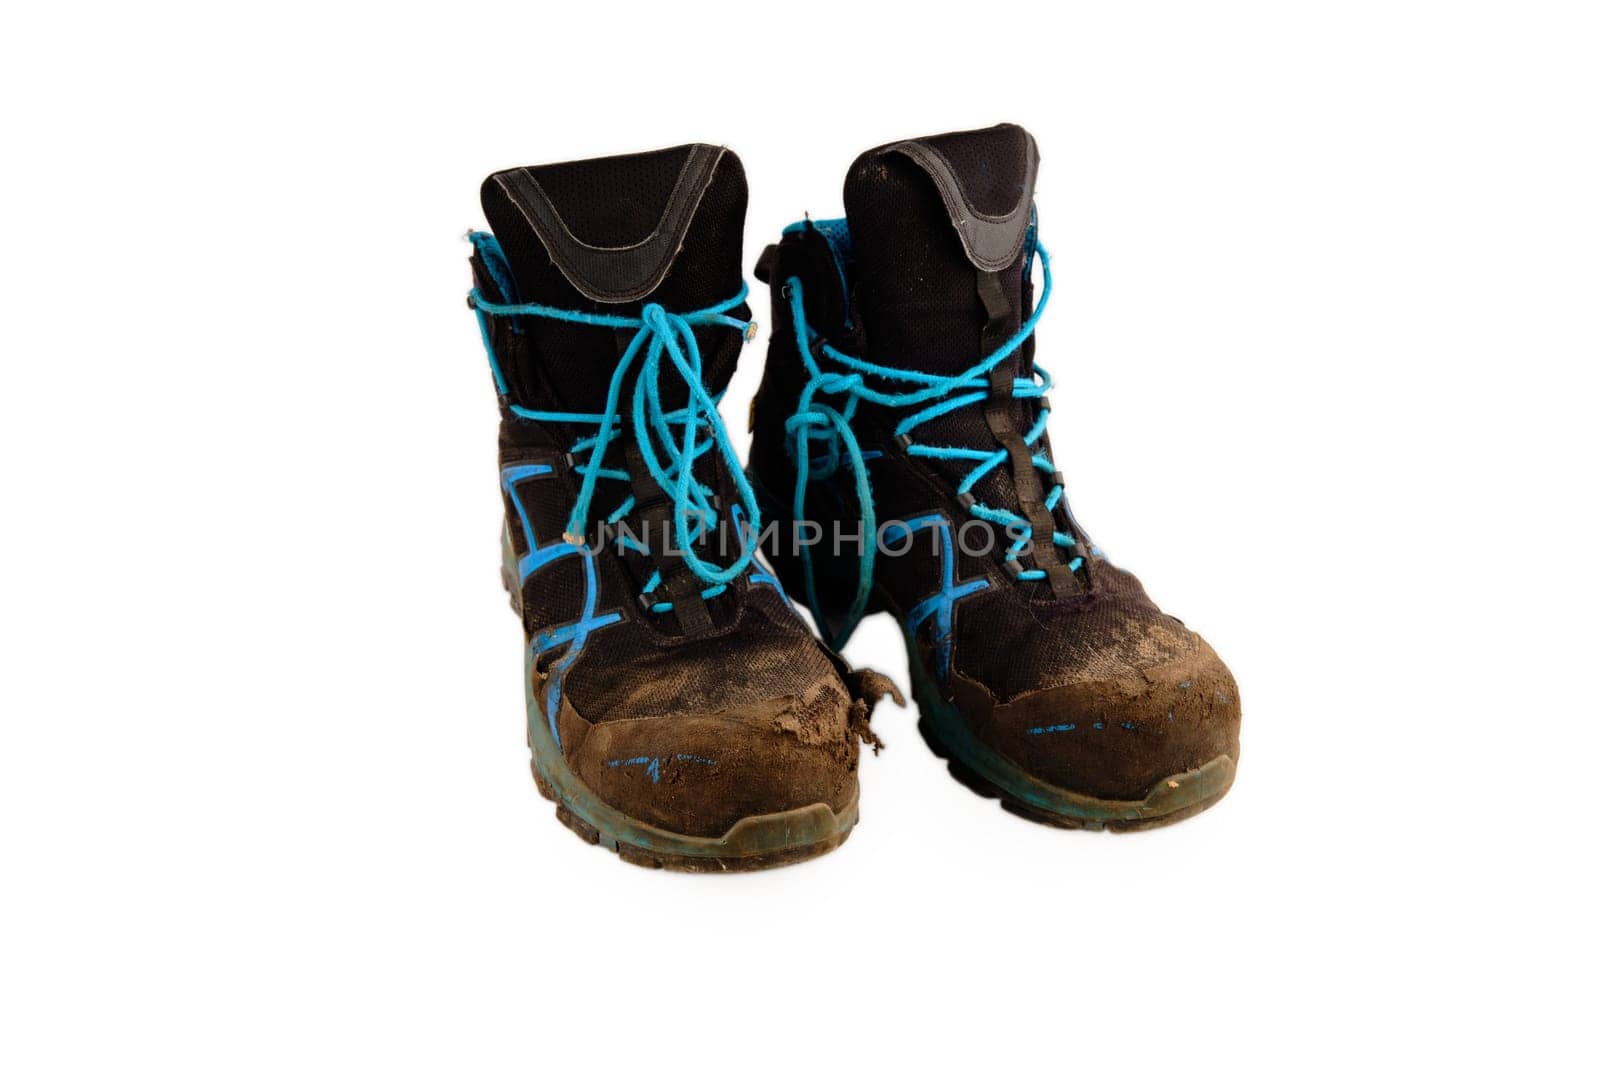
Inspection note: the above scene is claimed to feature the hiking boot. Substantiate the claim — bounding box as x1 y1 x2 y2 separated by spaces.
464 144 893 870
747 124 1240 830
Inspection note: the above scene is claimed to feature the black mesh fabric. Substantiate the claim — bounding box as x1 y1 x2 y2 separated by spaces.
843 129 1027 377
566 583 837 722
476 144 845 726
842 123 1064 575
918 126 1034 215
514 146 693 246
481 145 755 624
481 145 750 415
751 123 1210 701
950 559 1202 701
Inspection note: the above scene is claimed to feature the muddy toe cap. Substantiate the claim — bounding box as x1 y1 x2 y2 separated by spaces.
559 678 861 839
955 633 1241 801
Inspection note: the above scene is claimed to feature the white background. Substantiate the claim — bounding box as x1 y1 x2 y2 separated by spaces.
3 2 1596 1063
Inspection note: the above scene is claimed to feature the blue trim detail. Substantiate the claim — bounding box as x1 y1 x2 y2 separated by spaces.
606 753 717 784
468 238 761 602
782 217 856 328
1026 721 1138 735
778 241 1089 650
889 513 990 681
469 231 519 305
731 503 788 604
502 463 621 752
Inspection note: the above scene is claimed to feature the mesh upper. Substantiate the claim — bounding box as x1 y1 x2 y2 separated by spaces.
753 124 1195 701
479 145 842 723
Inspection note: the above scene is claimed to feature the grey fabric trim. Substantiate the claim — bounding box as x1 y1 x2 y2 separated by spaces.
881 133 1039 271
492 145 725 303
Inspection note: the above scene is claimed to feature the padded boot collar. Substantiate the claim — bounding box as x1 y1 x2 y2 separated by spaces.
875 126 1038 272
489 144 727 304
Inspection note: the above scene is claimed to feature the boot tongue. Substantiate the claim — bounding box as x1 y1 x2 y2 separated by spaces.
843 123 1039 374
480 144 748 413
843 124 1052 563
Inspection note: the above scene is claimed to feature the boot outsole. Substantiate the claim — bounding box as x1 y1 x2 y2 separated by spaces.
915 714 1234 832
902 627 1236 832
529 758 854 872
504 557 857 872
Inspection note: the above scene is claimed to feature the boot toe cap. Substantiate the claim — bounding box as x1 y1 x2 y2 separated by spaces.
959 634 1241 801
564 680 861 839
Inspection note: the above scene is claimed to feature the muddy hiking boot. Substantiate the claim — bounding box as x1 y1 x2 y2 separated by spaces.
465 144 894 871
748 123 1241 830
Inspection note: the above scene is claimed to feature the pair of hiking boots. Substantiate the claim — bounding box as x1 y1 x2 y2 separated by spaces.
465 123 1241 871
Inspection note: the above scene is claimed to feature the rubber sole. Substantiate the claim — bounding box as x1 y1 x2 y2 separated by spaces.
502 551 857 872
529 756 855 872
902 627 1236 832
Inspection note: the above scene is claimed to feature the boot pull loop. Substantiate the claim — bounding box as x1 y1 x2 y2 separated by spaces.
976 269 1012 362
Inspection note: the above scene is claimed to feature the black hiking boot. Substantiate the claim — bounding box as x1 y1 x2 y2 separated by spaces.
747 124 1239 830
465 144 893 870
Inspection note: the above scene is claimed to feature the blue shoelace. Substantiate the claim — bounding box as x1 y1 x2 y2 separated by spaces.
468 264 761 613
783 243 1084 647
